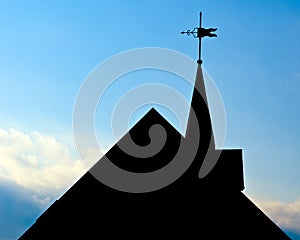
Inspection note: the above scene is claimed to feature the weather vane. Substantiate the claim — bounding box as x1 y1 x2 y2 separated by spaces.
181 12 217 65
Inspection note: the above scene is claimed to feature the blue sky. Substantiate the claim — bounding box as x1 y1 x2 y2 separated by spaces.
0 0 299 239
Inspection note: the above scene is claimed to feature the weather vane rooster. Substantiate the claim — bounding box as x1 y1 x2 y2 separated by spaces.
181 12 217 64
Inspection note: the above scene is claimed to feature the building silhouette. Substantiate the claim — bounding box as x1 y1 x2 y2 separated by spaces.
19 63 290 239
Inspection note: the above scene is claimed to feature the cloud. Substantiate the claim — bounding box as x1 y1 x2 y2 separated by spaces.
0 181 43 240
0 128 86 196
253 197 300 234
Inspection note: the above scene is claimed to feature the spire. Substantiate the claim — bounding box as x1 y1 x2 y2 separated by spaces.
181 12 217 64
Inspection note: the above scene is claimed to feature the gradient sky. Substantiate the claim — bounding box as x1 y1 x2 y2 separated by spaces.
0 1 299 239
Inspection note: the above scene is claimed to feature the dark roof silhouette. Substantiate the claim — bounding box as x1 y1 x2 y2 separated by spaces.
19 66 290 239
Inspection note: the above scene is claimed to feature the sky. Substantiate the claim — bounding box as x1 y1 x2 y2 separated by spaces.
0 0 299 239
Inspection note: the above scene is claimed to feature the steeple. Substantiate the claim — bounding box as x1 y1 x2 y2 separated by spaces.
181 13 219 178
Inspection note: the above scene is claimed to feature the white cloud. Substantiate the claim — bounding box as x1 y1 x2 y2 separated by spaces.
252 197 300 233
32 194 51 207
0 128 86 196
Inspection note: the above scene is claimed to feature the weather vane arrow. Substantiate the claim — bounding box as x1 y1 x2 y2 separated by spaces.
181 12 217 65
